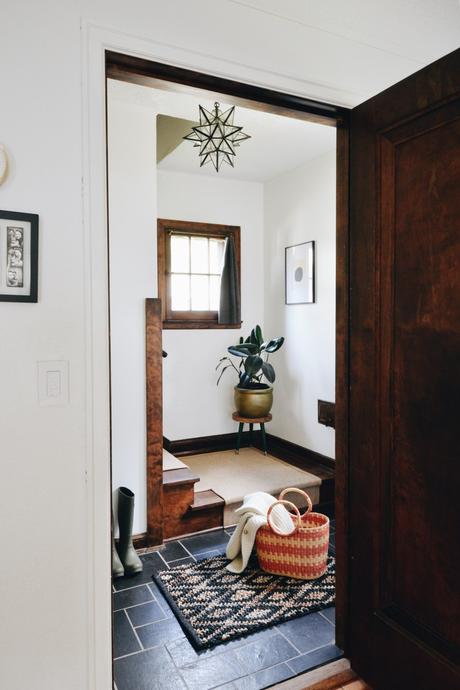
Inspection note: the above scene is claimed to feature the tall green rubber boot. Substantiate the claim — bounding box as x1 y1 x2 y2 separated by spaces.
112 531 124 579
117 487 143 576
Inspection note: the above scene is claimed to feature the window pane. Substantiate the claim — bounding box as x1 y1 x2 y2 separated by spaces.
170 235 189 273
209 238 225 274
191 274 209 310
190 236 209 274
171 274 190 310
210 275 221 311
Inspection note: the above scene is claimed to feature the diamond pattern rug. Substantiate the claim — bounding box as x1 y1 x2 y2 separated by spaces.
153 555 335 649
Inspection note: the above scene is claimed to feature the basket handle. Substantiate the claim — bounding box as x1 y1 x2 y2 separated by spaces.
279 487 313 520
266 500 301 535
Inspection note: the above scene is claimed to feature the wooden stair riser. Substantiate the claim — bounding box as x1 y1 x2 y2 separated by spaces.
163 484 224 539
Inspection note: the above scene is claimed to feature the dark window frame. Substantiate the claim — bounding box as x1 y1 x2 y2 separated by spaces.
157 218 241 329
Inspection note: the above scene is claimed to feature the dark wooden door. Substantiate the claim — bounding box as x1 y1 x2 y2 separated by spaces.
348 48 460 689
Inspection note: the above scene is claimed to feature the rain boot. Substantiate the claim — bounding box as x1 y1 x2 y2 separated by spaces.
117 487 143 575
112 532 124 579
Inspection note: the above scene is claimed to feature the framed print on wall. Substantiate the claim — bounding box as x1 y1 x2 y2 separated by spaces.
0 210 39 302
285 241 315 305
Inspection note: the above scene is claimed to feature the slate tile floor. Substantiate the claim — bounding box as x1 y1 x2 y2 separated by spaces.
113 521 339 690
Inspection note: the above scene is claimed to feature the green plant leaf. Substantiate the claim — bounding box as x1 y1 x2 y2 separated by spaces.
216 365 232 385
264 336 285 353
244 355 263 376
239 372 251 387
255 325 263 346
262 362 275 383
239 336 244 344
228 343 258 357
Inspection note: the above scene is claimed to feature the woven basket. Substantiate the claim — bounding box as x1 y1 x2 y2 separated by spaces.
255 488 330 580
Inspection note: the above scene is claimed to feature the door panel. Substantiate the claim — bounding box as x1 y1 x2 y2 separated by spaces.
349 49 460 689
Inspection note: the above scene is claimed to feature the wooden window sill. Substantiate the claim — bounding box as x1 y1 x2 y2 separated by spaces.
162 320 242 330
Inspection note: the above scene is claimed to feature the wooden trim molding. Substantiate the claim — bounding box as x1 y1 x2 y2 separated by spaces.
334 122 350 652
106 51 349 127
145 298 164 546
164 431 254 457
157 218 241 329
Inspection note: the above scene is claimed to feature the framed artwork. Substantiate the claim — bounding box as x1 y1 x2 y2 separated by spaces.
0 210 39 302
285 240 315 305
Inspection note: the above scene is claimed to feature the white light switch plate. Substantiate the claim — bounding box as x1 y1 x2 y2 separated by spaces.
38 360 69 406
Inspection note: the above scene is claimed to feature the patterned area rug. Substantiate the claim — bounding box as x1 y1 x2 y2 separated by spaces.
153 555 335 650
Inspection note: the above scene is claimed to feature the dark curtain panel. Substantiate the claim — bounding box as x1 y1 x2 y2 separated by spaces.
218 236 241 324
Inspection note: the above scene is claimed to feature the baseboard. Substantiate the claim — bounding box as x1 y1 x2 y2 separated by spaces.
264 433 335 471
116 532 148 550
164 431 257 457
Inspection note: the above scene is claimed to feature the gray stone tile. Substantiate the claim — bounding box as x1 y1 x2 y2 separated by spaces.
276 612 334 654
113 584 154 611
195 549 222 561
320 606 335 625
179 529 229 555
167 556 196 567
235 633 298 674
287 644 343 675
166 628 276 667
114 645 187 690
148 582 174 618
177 649 245 690
160 540 190 562
136 616 185 649
113 552 168 591
113 610 141 660
217 662 292 689
126 600 167 628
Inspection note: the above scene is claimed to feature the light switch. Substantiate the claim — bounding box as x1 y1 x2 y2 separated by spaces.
38 360 69 406
46 370 61 398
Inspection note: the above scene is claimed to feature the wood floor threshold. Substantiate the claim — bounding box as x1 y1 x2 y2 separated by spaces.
271 659 369 690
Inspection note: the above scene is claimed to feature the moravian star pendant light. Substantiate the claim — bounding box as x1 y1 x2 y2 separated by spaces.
183 102 251 172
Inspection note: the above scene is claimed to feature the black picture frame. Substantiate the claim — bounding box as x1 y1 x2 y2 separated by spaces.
285 240 315 305
0 210 39 303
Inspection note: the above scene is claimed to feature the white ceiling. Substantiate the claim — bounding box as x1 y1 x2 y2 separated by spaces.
108 0 460 181
102 0 460 108
109 80 336 182
213 0 460 106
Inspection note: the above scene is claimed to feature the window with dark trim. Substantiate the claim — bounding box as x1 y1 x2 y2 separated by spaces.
157 218 241 329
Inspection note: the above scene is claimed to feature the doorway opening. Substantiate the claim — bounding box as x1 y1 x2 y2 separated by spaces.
106 51 349 690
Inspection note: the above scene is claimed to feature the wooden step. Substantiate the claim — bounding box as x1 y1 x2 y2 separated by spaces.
163 467 199 487
189 489 224 513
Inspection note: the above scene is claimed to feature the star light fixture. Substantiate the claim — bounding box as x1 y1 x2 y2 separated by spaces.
183 102 251 172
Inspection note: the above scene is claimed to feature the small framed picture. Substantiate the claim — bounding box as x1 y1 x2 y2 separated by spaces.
0 210 39 302
285 241 315 305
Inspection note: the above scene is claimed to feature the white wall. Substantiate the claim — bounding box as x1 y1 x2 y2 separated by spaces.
158 170 264 441
0 5 88 690
108 98 157 535
264 150 336 459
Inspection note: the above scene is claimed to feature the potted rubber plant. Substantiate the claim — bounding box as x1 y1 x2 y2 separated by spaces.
216 325 284 418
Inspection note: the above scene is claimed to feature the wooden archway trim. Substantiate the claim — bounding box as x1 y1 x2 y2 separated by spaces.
145 298 164 545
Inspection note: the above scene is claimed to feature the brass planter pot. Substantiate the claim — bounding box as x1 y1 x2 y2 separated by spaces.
234 385 273 418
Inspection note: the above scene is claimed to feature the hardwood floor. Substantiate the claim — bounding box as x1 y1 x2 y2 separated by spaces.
304 670 370 689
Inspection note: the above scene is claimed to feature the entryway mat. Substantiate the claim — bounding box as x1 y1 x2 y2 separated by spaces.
152 555 335 650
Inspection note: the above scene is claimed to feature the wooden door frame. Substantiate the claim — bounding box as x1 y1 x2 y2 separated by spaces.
107 51 351 652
